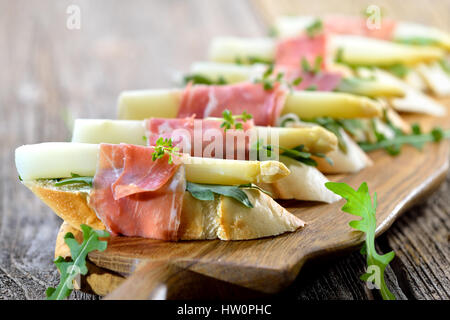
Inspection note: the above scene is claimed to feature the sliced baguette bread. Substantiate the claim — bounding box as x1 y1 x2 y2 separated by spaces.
25 180 304 241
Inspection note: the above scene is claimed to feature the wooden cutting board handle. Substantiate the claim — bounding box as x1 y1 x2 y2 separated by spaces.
104 260 185 300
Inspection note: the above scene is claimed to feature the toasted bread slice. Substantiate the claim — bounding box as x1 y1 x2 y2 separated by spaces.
25 180 304 241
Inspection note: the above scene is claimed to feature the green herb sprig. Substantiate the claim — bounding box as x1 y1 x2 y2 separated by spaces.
55 173 93 187
387 63 409 78
152 137 181 164
253 63 283 90
325 182 396 300
46 224 109 300
220 109 253 131
183 74 227 85
305 19 323 37
252 140 333 167
301 56 323 75
186 182 268 208
359 125 450 154
395 37 438 46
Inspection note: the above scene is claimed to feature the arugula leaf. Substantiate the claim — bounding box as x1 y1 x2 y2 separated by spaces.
396 37 438 46
292 76 303 86
186 182 255 208
183 74 227 85
359 125 450 154
46 224 109 300
335 47 345 64
307 117 349 153
325 182 396 300
236 56 272 65
252 141 332 167
305 85 317 91
387 63 409 78
439 59 450 75
305 19 323 37
220 109 253 131
313 56 323 74
152 137 181 164
301 57 311 73
55 173 93 187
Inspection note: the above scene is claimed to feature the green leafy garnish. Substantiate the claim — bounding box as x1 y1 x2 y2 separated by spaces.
235 56 272 65
335 47 345 63
307 117 354 153
46 224 109 300
325 182 396 300
439 59 450 75
252 140 332 167
301 56 322 75
301 57 311 73
254 63 283 90
220 109 253 131
278 144 332 167
386 63 409 78
292 76 303 86
313 56 323 74
55 173 93 187
305 19 323 37
305 85 317 91
396 37 438 46
151 137 181 164
183 74 227 85
186 182 258 208
359 124 450 155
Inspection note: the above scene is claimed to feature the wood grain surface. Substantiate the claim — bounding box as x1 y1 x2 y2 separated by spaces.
0 0 449 300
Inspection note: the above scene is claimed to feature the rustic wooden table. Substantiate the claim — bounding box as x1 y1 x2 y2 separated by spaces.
0 0 449 300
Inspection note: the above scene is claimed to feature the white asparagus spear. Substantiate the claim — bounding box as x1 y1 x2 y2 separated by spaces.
71 119 338 154
394 22 450 51
189 61 405 98
274 16 450 51
331 35 445 67
415 62 450 97
284 120 372 173
208 36 444 67
358 68 447 116
118 88 382 121
15 143 289 185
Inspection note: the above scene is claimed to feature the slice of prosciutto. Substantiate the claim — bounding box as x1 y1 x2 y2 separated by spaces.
145 117 254 160
323 15 396 41
177 82 287 126
275 33 342 92
89 143 185 240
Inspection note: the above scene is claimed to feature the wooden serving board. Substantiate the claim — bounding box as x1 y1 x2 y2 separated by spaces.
64 100 450 298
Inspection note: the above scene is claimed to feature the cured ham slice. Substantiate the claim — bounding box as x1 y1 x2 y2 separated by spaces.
89 143 185 240
324 15 396 40
145 117 254 160
281 66 342 91
276 33 329 68
177 82 287 126
275 33 342 91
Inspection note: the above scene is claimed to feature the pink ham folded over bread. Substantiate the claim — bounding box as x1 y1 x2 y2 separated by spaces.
177 82 287 126
89 143 185 240
145 117 254 160
275 33 342 92
323 15 396 40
